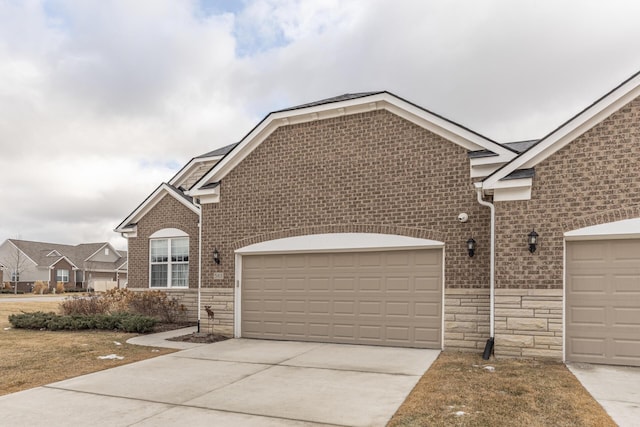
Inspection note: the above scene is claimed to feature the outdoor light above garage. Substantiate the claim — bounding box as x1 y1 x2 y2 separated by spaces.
213 248 221 264
528 230 539 253
467 237 476 257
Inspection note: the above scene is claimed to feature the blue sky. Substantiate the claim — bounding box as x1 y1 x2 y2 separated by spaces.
0 0 639 247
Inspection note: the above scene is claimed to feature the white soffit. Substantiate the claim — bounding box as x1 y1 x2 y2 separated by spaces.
565 218 640 240
236 233 444 254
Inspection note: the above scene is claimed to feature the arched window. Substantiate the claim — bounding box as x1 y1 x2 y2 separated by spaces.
149 228 189 288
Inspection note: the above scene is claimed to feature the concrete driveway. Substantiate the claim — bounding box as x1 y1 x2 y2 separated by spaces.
0 339 439 426
568 362 640 427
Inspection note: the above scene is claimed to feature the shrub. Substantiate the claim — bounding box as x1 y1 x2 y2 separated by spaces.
9 311 157 333
32 281 49 295
8 311 57 329
119 314 157 333
55 282 65 294
3 282 11 290
59 295 109 316
127 290 187 323
101 288 134 313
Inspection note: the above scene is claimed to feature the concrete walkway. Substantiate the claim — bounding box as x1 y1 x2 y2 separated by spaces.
0 333 439 426
568 362 640 427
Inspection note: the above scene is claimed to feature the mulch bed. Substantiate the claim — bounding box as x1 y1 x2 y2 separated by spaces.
150 322 231 343
167 332 230 343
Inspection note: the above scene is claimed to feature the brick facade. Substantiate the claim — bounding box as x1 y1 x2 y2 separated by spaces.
199 109 493 351
492 95 640 358
127 194 199 290
123 88 639 359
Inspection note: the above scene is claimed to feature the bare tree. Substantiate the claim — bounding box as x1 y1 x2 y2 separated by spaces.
1 240 29 294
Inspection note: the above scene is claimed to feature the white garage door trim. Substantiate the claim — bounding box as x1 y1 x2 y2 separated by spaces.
564 219 640 364
234 233 445 342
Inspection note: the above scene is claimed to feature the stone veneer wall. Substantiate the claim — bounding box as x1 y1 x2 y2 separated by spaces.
129 288 234 334
444 289 490 352
494 289 563 359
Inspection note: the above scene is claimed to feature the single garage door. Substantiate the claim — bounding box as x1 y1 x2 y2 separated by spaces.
566 239 640 366
241 249 442 348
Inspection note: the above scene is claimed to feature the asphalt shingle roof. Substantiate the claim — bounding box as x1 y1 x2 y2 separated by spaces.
8 240 126 271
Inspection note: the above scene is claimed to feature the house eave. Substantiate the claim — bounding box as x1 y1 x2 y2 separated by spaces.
484 69 640 189
190 92 518 198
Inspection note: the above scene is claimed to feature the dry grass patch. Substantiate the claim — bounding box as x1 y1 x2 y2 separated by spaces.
388 352 615 427
0 299 175 396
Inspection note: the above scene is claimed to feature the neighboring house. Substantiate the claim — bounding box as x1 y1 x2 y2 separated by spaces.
0 239 127 292
117 71 640 366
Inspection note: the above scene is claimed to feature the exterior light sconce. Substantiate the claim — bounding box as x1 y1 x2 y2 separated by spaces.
213 248 221 265
467 238 476 258
528 230 539 253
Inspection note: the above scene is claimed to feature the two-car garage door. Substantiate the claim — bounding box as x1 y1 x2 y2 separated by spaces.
240 248 442 349
566 239 640 366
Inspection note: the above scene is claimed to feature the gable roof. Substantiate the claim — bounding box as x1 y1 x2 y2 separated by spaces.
189 91 518 197
169 142 238 189
115 183 199 233
6 239 126 271
483 69 640 191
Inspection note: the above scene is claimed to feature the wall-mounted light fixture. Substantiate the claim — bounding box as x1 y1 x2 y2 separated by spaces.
528 230 539 253
213 248 221 265
467 237 476 258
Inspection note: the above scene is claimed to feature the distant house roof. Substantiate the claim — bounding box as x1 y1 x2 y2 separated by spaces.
7 239 126 272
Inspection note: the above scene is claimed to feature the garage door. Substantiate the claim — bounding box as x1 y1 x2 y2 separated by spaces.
566 239 640 366
241 249 442 348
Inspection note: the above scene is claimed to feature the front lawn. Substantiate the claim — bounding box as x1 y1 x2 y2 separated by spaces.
0 299 175 396
388 352 615 426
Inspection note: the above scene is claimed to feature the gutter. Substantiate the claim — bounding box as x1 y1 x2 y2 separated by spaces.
476 184 495 359
195 198 202 333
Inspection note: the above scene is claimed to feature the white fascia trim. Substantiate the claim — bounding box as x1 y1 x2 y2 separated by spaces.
491 177 533 190
5 240 38 267
492 187 532 202
235 233 444 255
48 256 78 270
85 243 112 262
189 93 516 196
169 155 223 188
115 184 200 232
470 163 505 179
484 73 640 190
381 99 515 156
564 217 640 240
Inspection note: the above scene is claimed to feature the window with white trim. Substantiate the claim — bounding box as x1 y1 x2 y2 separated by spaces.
56 269 69 283
150 237 189 288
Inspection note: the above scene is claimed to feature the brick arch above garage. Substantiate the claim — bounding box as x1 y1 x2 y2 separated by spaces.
561 205 640 234
231 224 445 251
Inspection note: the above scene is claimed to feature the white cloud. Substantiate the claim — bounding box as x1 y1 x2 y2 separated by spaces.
0 0 639 246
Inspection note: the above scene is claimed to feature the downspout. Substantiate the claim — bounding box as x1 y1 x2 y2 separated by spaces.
196 199 202 334
476 185 495 359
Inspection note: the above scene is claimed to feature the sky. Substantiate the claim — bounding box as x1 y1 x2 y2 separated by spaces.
1 0 639 250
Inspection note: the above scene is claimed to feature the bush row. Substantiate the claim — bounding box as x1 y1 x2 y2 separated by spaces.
59 289 187 323
8 311 157 333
